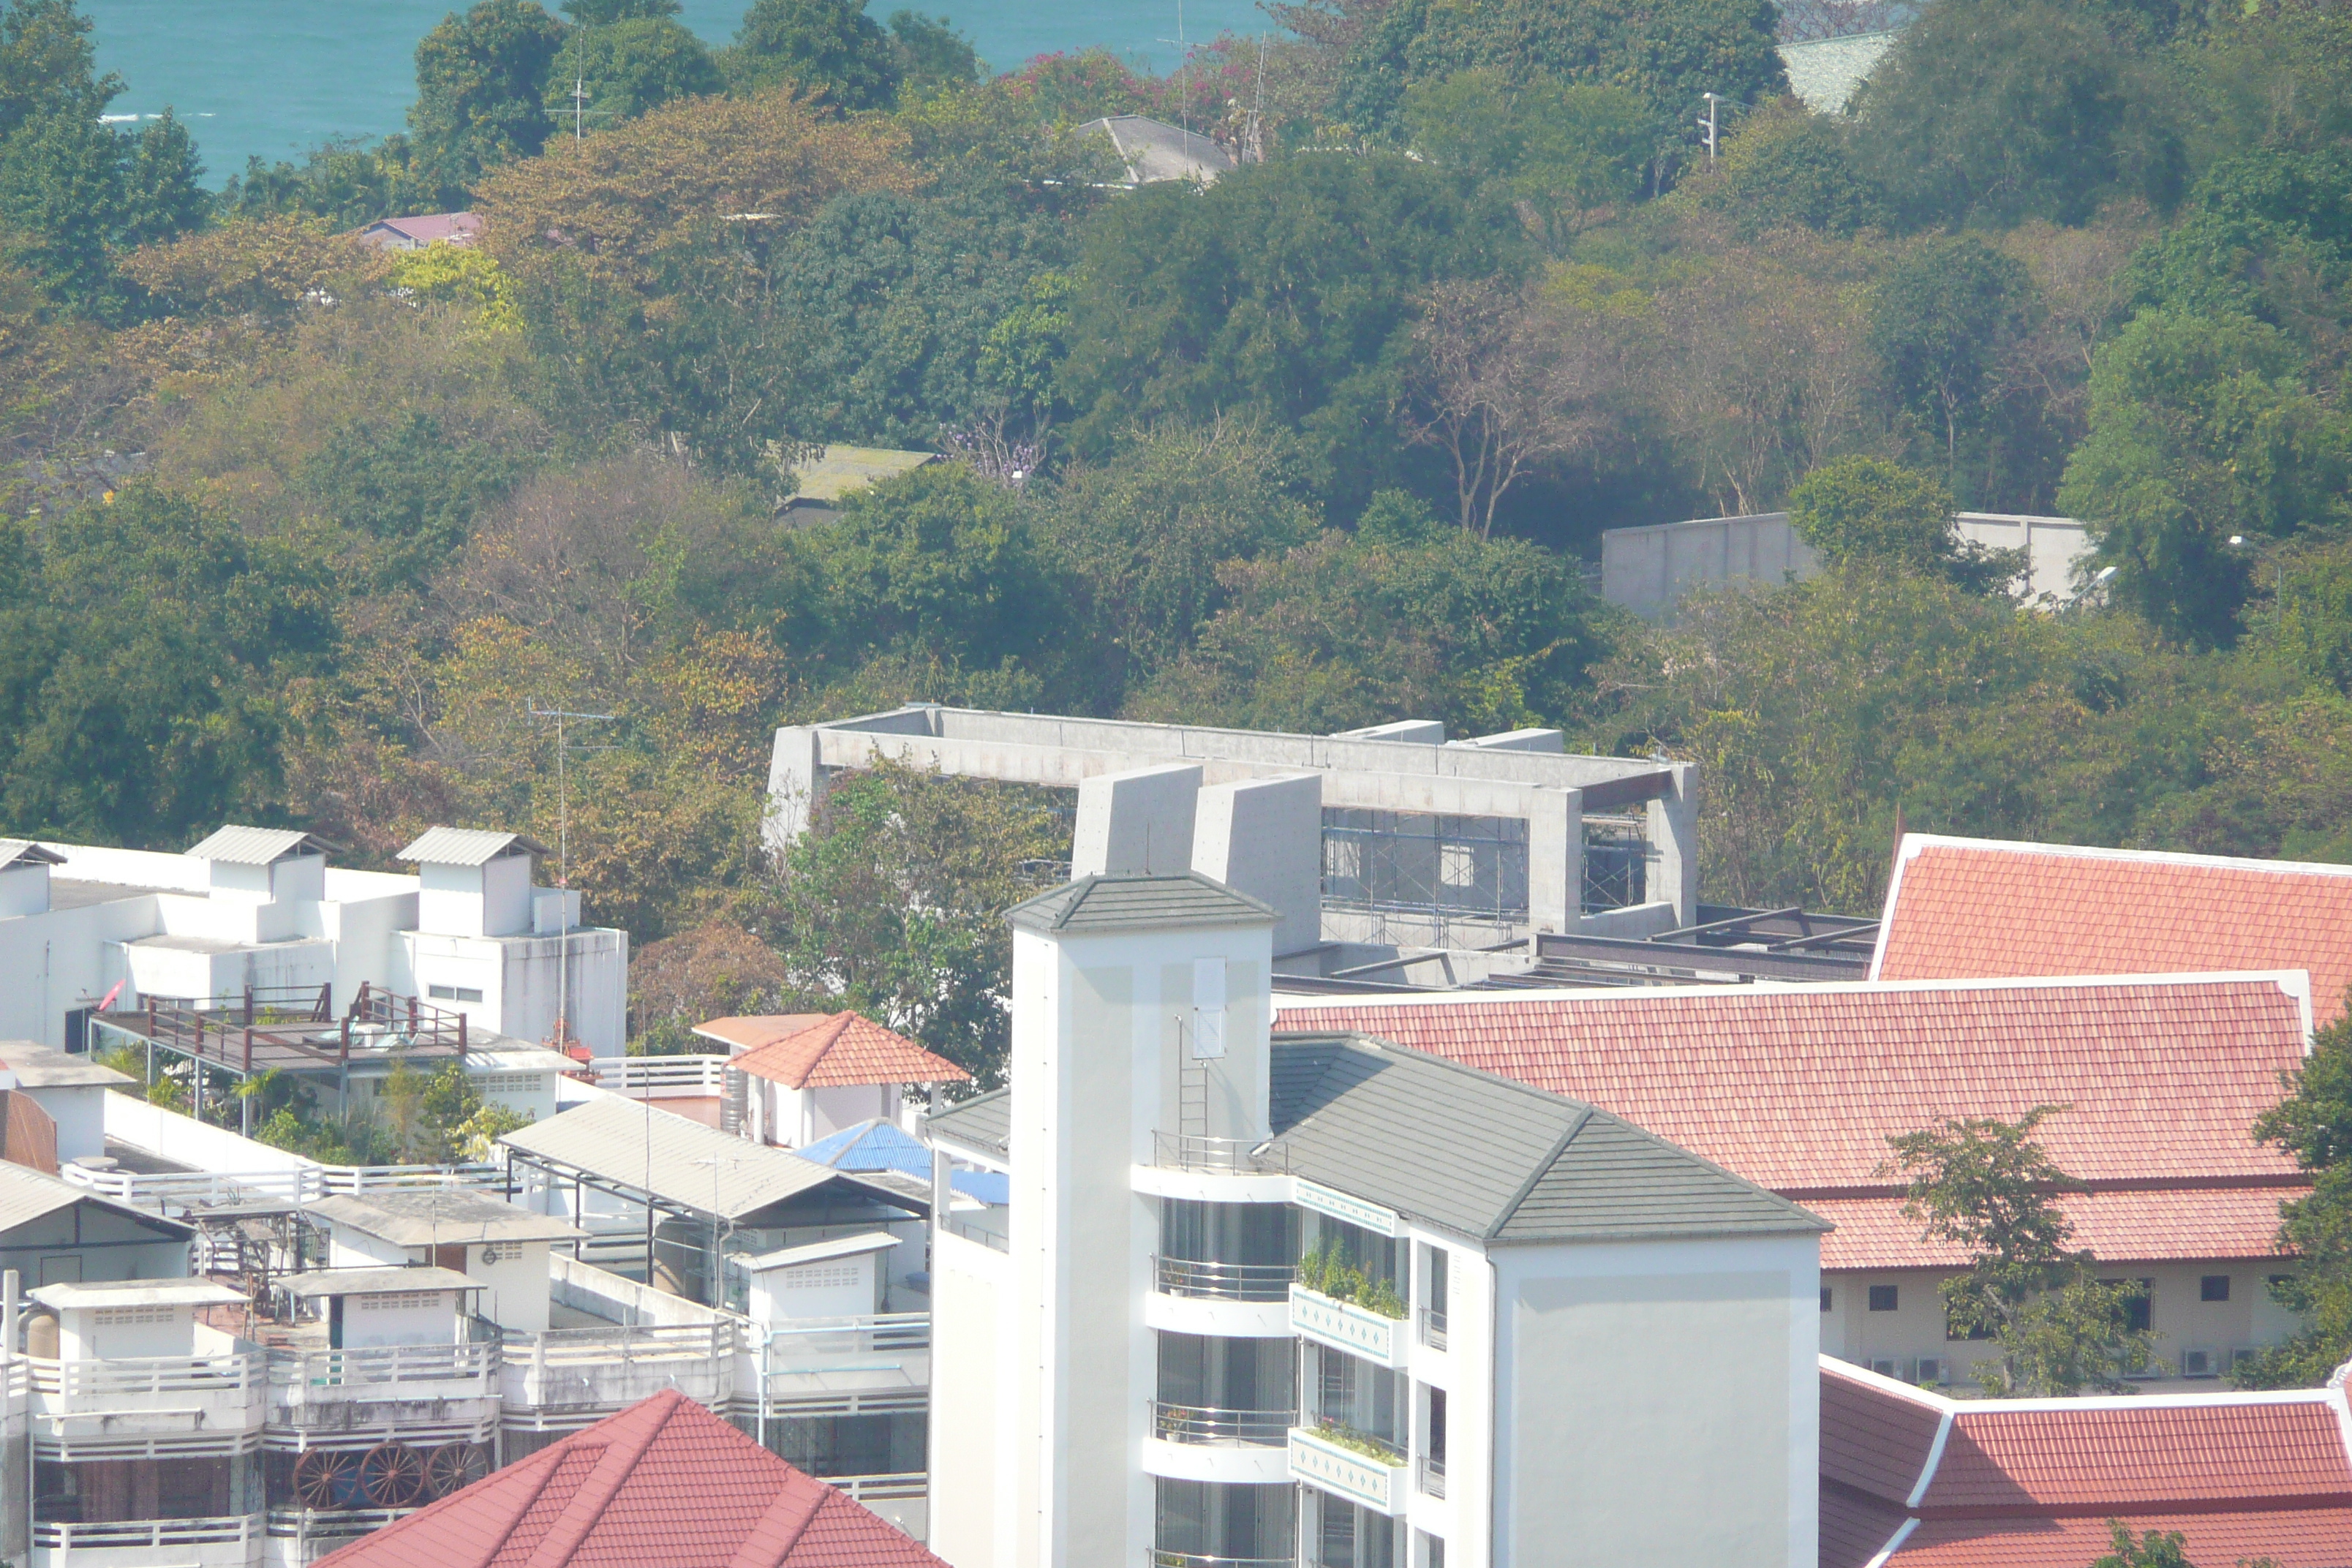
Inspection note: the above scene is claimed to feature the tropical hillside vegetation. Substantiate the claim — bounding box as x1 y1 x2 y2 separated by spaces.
0 0 2349 1081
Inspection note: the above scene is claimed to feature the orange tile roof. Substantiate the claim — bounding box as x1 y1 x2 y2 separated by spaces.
1274 978 2306 1191
1874 834 2352 1025
1807 1187 2296 1271
712 1011 971 1090
314 1390 946 1568
1820 1359 2352 1568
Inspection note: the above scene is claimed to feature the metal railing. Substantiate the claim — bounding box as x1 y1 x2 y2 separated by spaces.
1419 1305 1449 1350
266 1341 498 1392
1420 1453 1447 1498
764 1314 931 1366
64 1160 497 1212
1152 1131 1290 1174
34 1515 260 1550
1150 1552 1296 1568
1153 1256 1294 1303
1150 1400 1293 1447
521 1320 738 1365
943 1213 1009 1251
830 1472 929 1501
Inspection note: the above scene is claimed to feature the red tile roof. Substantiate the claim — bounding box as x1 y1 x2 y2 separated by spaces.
1818 1359 2352 1568
1806 1186 2296 1270
700 1012 972 1090
1874 834 2352 1025
314 1390 946 1568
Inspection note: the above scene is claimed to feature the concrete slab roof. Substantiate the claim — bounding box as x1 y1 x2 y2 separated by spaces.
32 1278 244 1309
283 1265 480 1298
0 1041 136 1088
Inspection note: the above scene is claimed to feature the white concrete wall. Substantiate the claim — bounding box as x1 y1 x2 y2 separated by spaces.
339 1289 462 1348
931 1227 1009 1567
1074 764 1202 877
1191 774 1323 957
747 1251 882 1322
1954 513 2093 600
57 1303 198 1360
22 1084 107 1163
482 856 532 938
418 861 489 938
271 855 325 904
1490 1233 1818 1568
0 864 49 918
1601 513 1813 622
103 1093 322 1183
467 1240 552 1335
0 889 157 1047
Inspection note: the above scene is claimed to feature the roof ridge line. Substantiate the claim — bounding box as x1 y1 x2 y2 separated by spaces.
725 1469 830 1568
519 1392 680 1568
1483 1107 1592 1241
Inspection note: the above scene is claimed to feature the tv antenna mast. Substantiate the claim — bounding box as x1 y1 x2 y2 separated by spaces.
529 703 614 1054
568 76 613 141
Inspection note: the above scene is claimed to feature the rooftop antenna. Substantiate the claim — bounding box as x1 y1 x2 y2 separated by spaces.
1249 34 1267 163
529 704 614 1056
568 76 614 141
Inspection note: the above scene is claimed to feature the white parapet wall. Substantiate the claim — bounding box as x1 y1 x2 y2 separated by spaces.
1600 510 2095 622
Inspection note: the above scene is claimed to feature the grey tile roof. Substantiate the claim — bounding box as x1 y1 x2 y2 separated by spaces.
500 1096 922 1222
1271 1034 1828 1245
924 1087 1010 1159
396 826 549 867
1006 872 1276 936
184 825 338 864
1078 114 1240 184
0 839 64 870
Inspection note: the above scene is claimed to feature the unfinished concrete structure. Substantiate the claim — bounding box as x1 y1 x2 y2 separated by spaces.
766 707 1697 965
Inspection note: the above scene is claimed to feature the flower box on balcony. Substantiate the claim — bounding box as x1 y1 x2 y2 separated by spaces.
1289 1284 1409 1368
1288 1425 1411 1515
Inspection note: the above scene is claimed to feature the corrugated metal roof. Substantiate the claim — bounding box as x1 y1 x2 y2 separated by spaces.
801 1117 1009 1203
307 1188 585 1246
787 445 938 504
923 1088 1009 1159
0 839 64 870
184 824 338 864
501 1096 920 1222
1271 1034 1826 1245
0 1158 193 1239
1006 872 1277 935
396 826 549 866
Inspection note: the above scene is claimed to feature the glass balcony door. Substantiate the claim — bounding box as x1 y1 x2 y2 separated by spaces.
1153 1477 1297 1566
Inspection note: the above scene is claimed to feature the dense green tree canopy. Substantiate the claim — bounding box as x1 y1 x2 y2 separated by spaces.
546 14 721 127
723 0 899 107
410 0 568 192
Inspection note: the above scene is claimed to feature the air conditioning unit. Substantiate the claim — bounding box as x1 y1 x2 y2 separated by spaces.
1912 1356 1952 1386
1868 1357 1904 1379
2179 1346 2220 1379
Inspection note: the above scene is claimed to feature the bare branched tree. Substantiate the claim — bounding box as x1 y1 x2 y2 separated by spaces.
1399 279 1616 538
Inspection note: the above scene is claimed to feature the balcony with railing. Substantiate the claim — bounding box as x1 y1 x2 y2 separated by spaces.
1144 1398 1297 1486
25 1337 265 1441
500 1319 741 1415
1418 1452 1447 1499
265 1340 500 1429
1147 1254 1296 1340
759 1313 932 1398
1150 1132 1291 1175
1153 1256 1295 1303
1289 1422 1411 1516
1289 1285 1409 1369
1150 1401 1292 1447
1150 1553 1296 1568
1418 1305 1448 1352
31 1513 261 1568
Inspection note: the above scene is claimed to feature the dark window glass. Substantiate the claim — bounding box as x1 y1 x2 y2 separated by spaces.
2101 1278 2154 1333
1868 1284 1899 1313
2201 1275 2230 1303
1820 1287 1833 1313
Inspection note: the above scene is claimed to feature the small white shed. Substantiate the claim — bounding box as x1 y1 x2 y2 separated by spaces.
737 1232 900 1323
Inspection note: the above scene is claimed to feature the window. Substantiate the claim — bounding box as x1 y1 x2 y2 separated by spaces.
2201 1275 2231 1303
429 984 484 1003
2101 1278 2155 1333
1868 1284 1899 1313
355 1290 445 1311
1420 1531 1446 1568
1820 1287 1833 1313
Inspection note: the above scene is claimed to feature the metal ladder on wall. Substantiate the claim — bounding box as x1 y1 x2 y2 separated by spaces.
1178 1057 1208 1143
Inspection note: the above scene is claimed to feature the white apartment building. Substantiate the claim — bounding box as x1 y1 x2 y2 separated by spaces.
923 871 1828 1568
0 825 627 1055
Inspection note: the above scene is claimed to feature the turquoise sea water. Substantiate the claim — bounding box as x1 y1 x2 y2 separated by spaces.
80 0 1264 184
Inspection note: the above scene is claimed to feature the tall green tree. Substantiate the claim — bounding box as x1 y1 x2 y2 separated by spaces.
1059 151 1523 510
545 14 721 127
1885 1108 2162 1396
723 0 900 109
2241 999 2352 1389
2058 312 2351 649
1788 457 2024 592
1867 236 2032 480
410 0 568 195
1852 0 2182 228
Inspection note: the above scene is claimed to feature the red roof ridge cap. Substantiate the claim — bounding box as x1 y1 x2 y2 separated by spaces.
518 1389 685 1568
1893 830 2352 881
723 1468 829 1568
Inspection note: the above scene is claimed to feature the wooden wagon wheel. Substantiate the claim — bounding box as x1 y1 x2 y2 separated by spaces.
293 1447 358 1509
423 1441 484 1499
359 1441 429 1508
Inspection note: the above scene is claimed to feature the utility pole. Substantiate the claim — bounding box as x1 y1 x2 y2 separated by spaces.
1248 34 1267 164
1700 92 1722 165
529 704 614 1055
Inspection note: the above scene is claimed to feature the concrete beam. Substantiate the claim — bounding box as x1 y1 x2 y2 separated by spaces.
1072 764 1202 876
1452 728 1566 753
1191 774 1323 957
1331 720 1446 745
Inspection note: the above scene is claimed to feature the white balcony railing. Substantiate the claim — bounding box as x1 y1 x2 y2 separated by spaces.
1149 1400 1292 1447
503 1321 739 1409
587 1055 730 1097
34 1514 260 1550
764 1314 930 1363
1151 1131 1290 1174
26 1350 265 1419
1288 1425 1410 1515
266 1340 499 1397
64 1161 497 1213
1289 1285 1409 1368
